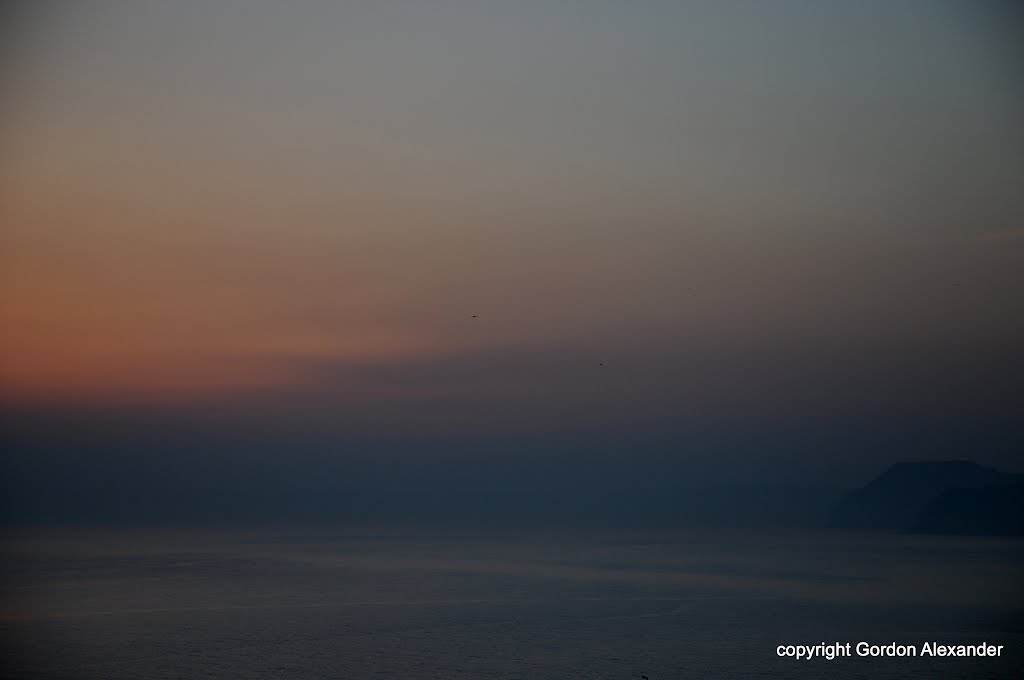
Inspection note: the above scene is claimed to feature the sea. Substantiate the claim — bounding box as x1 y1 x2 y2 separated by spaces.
1 526 1021 679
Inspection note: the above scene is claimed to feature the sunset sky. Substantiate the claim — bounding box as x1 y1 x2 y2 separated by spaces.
2 2 1022 508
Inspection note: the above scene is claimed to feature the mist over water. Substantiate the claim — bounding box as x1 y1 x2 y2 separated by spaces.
2 527 1021 679
2 2 1022 678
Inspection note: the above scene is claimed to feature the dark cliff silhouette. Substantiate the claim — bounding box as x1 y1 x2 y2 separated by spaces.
830 461 1022 534
912 480 1024 536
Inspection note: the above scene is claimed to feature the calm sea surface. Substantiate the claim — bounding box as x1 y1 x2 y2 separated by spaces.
1 527 1021 679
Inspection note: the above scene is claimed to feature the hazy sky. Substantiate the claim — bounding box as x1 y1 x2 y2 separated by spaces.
2 2 1022 499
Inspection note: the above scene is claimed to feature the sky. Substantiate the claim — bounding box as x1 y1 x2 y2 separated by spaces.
1 2 1022 522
